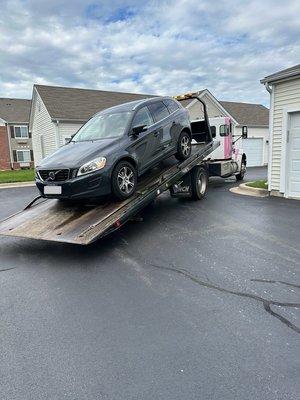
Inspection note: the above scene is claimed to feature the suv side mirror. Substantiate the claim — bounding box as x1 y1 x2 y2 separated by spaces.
131 125 147 136
242 126 248 139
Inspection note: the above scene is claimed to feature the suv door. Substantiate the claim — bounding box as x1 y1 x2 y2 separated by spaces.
148 101 176 158
128 106 157 172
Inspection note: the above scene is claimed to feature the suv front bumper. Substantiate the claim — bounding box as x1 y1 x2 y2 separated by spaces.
35 170 112 200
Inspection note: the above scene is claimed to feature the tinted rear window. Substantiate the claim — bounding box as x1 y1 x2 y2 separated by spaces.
163 99 179 113
148 101 170 122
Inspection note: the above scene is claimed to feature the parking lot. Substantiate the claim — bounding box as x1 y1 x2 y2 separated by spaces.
0 167 299 400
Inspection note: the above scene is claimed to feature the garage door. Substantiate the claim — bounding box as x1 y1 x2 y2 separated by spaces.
287 112 300 198
242 138 263 167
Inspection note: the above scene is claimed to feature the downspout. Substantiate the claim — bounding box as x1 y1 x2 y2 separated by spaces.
6 123 13 169
55 120 60 149
264 82 273 193
264 82 272 94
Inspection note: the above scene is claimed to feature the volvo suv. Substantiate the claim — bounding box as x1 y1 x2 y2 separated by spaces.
35 97 192 200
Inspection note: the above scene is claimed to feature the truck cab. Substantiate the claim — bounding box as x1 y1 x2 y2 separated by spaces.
190 115 246 180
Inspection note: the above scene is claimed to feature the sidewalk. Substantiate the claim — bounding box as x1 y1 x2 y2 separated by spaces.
0 181 35 190
230 182 269 197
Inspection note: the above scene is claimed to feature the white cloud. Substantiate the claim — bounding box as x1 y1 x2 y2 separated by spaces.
0 0 299 105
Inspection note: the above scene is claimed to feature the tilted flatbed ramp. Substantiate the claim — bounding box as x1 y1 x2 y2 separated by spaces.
0 142 218 245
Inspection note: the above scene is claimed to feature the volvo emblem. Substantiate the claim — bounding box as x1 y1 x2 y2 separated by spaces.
48 171 56 181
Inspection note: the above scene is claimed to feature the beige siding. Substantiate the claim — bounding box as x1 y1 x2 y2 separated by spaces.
236 126 269 164
58 123 83 146
271 78 300 190
187 93 226 120
30 89 57 165
8 123 33 165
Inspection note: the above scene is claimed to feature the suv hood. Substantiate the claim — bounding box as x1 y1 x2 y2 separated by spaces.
37 138 120 169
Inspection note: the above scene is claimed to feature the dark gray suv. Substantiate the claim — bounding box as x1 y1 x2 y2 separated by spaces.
35 97 192 200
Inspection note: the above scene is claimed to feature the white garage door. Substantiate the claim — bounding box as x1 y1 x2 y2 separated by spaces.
287 112 300 198
242 138 263 167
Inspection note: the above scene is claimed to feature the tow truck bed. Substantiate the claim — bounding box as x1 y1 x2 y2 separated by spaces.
0 141 218 245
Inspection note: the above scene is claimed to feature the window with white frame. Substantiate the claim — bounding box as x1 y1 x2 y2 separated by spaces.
17 150 31 162
14 126 29 138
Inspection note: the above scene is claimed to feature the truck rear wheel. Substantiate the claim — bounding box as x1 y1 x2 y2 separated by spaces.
191 165 208 200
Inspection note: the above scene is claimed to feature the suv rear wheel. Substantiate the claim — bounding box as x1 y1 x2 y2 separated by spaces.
112 161 137 200
175 131 191 161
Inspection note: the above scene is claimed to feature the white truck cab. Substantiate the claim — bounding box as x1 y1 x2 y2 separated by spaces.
175 92 247 181
191 116 247 180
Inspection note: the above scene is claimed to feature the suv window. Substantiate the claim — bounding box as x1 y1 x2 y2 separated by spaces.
163 99 179 113
148 101 170 123
132 107 153 128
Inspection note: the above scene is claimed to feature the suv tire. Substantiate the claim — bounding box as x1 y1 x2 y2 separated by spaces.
175 131 192 161
112 161 137 200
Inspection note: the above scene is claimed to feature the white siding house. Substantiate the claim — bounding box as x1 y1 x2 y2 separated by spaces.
184 90 269 166
30 88 57 163
261 64 300 199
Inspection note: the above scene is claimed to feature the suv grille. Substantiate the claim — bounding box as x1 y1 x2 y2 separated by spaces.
38 169 69 182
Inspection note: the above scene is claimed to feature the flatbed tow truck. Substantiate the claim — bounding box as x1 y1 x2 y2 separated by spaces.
0 93 219 245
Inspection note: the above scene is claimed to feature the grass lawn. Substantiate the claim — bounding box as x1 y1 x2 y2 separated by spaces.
0 169 35 184
246 179 268 189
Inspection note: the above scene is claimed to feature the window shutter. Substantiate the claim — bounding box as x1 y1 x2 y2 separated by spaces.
10 126 14 138
13 150 17 162
28 131 32 139
30 150 34 161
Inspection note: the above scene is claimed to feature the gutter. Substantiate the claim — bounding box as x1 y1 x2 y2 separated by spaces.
51 118 87 124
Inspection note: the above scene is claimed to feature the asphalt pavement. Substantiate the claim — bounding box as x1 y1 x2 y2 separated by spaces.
0 167 299 400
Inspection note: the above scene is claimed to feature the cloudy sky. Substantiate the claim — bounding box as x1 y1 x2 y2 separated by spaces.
0 0 299 105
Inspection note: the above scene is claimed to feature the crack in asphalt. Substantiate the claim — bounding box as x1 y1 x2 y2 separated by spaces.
148 263 300 334
250 279 300 289
119 247 300 334
0 266 17 272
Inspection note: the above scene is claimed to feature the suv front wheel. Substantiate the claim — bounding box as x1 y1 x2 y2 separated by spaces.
112 161 137 200
175 131 192 161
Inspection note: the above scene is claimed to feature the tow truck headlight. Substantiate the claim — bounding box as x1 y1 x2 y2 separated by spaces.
77 157 106 176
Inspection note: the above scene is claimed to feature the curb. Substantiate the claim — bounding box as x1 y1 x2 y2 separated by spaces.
230 182 269 198
0 181 35 190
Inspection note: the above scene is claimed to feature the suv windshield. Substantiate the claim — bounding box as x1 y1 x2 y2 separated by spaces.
73 111 132 142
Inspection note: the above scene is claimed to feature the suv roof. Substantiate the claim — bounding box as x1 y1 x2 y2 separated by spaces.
100 96 179 114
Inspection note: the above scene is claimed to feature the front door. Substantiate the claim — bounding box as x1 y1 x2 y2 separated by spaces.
287 112 300 198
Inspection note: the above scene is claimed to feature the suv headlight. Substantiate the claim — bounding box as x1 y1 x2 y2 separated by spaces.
77 157 106 176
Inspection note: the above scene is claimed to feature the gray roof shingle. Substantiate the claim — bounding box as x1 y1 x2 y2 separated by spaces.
220 101 269 126
35 85 155 121
0 98 31 123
